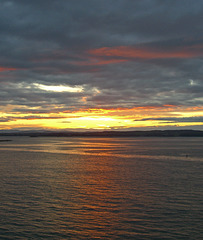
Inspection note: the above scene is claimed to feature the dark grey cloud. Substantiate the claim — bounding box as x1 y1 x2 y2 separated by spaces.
0 0 203 121
0 115 67 122
135 117 203 123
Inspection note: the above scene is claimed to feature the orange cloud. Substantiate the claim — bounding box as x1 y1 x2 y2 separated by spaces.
75 58 127 66
0 67 17 72
88 45 203 60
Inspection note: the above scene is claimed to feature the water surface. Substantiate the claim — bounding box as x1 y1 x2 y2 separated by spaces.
0 137 202 239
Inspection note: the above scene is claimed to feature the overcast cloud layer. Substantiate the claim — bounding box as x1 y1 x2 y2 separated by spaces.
0 0 203 129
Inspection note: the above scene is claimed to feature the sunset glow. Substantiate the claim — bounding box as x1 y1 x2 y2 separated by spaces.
1 105 203 131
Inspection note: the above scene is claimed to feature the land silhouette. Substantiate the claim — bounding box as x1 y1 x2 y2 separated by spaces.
0 130 203 137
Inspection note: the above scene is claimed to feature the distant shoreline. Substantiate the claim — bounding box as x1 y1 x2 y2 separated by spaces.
1 130 203 138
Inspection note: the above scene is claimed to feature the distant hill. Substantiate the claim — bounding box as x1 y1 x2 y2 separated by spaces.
1 130 203 137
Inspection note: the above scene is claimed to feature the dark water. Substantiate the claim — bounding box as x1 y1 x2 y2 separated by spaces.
0 137 202 239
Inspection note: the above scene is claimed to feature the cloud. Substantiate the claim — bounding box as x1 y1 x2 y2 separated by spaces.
33 83 84 93
1 0 203 130
0 115 68 122
88 44 203 61
0 67 17 72
135 117 203 123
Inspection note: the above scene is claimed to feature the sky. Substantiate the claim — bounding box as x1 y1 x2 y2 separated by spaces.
1 0 203 131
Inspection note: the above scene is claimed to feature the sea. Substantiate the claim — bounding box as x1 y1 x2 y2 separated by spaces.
0 136 202 240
